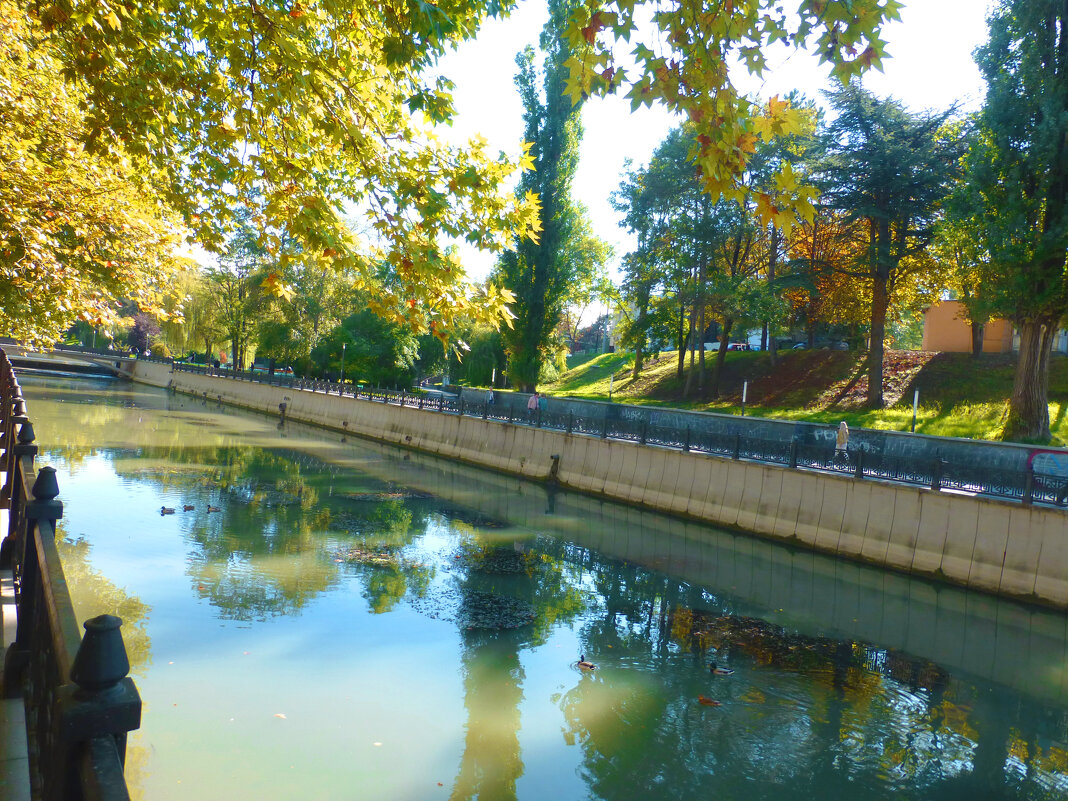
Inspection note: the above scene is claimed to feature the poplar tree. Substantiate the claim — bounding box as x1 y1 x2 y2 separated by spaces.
495 0 586 392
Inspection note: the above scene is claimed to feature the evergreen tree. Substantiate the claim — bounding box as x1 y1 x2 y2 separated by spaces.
821 85 960 408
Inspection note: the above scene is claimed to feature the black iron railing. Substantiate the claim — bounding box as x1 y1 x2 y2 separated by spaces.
168 362 1068 507
0 349 141 801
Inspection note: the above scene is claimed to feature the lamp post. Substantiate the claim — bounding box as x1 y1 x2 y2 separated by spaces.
339 342 347 386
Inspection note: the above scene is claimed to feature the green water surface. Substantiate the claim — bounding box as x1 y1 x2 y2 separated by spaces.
19 375 1068 801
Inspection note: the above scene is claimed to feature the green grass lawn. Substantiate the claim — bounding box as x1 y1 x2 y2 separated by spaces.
542 349 1068 445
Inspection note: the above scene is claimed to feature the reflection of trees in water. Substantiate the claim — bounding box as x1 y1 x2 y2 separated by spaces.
550 547 1068 801
445 531 587 801
29 376 1068 798
54 524 151 674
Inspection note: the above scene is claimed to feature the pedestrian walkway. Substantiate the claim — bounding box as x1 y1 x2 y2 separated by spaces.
0 505 30 801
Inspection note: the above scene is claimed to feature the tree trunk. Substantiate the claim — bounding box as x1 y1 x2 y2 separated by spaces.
1004 317 1056 441
971 322 984 358
632 341 644 380
767 224 779 366
709 319 732 399
697 304 707 393
675 312 686 380
867 272 890 408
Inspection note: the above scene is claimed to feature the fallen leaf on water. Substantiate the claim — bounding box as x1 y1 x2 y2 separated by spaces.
740 688 767 704
698 695 722 707
274 713 287 719
373 742 382 747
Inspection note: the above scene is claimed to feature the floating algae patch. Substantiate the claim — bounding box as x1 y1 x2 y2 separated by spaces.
409 585 536 631
457 590 536 630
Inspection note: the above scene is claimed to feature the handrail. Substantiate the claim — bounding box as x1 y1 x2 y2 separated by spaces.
169 361 1068 508
0 347 141 801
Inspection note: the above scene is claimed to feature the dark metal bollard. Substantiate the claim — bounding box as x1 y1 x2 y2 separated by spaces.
732 434 741 460
639 419 648 445
789 438 798 469
683 426 690 453
854 448 865 479
55 615 142 798
1024 467 1034 506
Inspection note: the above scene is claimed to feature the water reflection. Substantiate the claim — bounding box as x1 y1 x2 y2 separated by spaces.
19 375 1068 801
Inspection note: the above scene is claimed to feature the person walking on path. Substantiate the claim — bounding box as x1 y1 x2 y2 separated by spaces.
527 392 539 423
834 421 849 463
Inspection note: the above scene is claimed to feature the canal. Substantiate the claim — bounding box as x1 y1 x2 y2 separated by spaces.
20 374 1068 801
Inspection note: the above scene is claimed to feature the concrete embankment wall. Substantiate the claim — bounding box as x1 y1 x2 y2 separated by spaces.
133 361 1068 610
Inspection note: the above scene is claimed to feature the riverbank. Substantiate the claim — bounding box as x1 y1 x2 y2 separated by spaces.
546 350 1068 444
131 360 1068 611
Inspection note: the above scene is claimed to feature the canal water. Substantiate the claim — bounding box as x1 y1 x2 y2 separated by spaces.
19 375 1068 801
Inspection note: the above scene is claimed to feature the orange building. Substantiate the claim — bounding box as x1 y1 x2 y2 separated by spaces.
921 300 1014 353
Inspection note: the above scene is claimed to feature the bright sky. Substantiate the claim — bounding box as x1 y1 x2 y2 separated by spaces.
437 0 993 282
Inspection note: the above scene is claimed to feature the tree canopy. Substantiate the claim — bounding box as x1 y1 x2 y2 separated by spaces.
0 1 185 344
970 0 1068 440
19 0 542 343
565 0 901 230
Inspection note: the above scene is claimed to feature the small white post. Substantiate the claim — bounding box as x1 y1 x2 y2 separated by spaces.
741 380 748 417
911 389 919 433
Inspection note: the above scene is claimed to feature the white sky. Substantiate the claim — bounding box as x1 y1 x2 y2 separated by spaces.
437 0 993 282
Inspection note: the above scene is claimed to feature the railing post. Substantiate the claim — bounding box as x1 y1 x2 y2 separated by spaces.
567 411 573 435
1 397 28 507
683 426 691 453
536 408 542 428
639 418 648 445
0 421 34 567
789 438 798 469
1023 465 1034 506
930 458 943 491
53 614 142 800
459 398 465 417
854 448 865 479
601 413 608 439
732 434 741 460
4 466 64 695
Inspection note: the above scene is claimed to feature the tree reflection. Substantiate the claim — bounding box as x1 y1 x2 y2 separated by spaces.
445 528 586 801
549 547 1068 801
54 525 151 674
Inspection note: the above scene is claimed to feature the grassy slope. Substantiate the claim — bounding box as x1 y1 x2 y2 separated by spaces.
543 349 1068 444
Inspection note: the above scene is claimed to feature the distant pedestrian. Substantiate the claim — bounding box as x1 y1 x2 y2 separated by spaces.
527 392 538 422
538 393 547 413
486 388 494 406
834 421 849 462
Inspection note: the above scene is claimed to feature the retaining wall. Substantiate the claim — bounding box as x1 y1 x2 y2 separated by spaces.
133 361 1068 610
459 386 1060 474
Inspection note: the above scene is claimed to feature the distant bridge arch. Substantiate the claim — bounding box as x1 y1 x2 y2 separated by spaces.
3 344 137 378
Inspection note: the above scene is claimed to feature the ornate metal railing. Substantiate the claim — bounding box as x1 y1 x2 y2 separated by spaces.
0 349 141 801
168 362 1068 508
